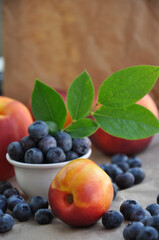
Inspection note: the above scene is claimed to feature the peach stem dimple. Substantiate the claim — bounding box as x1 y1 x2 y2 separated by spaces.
66 193 73 204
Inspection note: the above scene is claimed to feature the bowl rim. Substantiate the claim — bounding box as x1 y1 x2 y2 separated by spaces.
6 148 92 169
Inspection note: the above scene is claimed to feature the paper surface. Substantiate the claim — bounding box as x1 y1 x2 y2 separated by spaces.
3 133 159 240
2 0 159 105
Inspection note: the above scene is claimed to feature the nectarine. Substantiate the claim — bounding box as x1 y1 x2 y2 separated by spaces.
0 96 33 180
90 94 158 155
49 158 113 227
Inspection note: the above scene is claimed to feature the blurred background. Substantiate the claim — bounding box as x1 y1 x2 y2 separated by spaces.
1 0 159 105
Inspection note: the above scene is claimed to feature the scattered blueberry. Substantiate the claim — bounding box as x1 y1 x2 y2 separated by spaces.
29 196 48 214
28 120 49 140
128 157 142 168
7 195 25 211
146 203 159 216
0 213 14 233
34 209 53 224
102 210 123 229
65 151 79 161
141 216 153 226
123 222 144 240
112 183 118 200
147 215 159 230
117 161 129 172
24 148 44 164
55 131 72 152
3 188 19 198
7 141 24 161
38 135 57 154
0 199 7 213
120 200 141 220
46 147 66 163
13 203 31 221
72 137 91 155
20 136 36 152
127 167 145 184
104 164 123 181
130 208 151 222
136 226 158 240
115 172 135 189
0 181 12 194
111 154 128 165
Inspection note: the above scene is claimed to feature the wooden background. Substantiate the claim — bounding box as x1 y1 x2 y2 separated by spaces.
2 0 159 106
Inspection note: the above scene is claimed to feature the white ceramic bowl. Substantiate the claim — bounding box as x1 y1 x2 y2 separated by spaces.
6 149 92 200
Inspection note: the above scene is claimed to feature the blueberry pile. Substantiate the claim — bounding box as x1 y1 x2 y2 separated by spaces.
121 196 159 240
0 181 54 233
7 120 91 164
98 153 145 199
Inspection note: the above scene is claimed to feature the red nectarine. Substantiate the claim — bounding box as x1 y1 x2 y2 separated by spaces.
49 158 113 227
90 94 158 155
0 96 33 180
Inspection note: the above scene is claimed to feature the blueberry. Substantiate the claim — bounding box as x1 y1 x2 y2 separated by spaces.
0 194 7 202
28 121 49 140
3 188 19 198
115 172 135 189
146 203 159 216
46 147 66 163
130 208 151 222
20 136 36 152
136 226 158 240
128 157 142 168
29 196 48 214
0 199 7 213
7 195 25 211
34 209 53 224
156 194 159 204
24 148 44 164
0 181 12 194
104 164 123 181
127 167 145 184
65 151 79 161
100 163 110 171
55 131 72 152
13 203 31 221
72 137 91 155
111 154 128 164
0 209 3 216
0 213 14 233
7 141 24 161
38 135 57 154
102 210 123 229
112 183 118 200
123 222 144 240
141 216 153 226
146 215 159 230
117 162 130 172
120 199 141 220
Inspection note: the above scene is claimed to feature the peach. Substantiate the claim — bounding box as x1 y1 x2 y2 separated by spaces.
90 94 158 155
0 96 33 180
49 158 113 227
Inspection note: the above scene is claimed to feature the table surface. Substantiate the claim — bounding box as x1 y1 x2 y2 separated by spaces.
2 133 159 240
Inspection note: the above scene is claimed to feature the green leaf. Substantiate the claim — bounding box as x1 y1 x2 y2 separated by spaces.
46 121 60 135
93 104 159 140
31 79 67 129
98 65 159 108
67 70 94 120
65 118 99 138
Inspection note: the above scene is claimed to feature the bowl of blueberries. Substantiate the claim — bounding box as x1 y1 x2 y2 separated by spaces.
6 120 92 199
